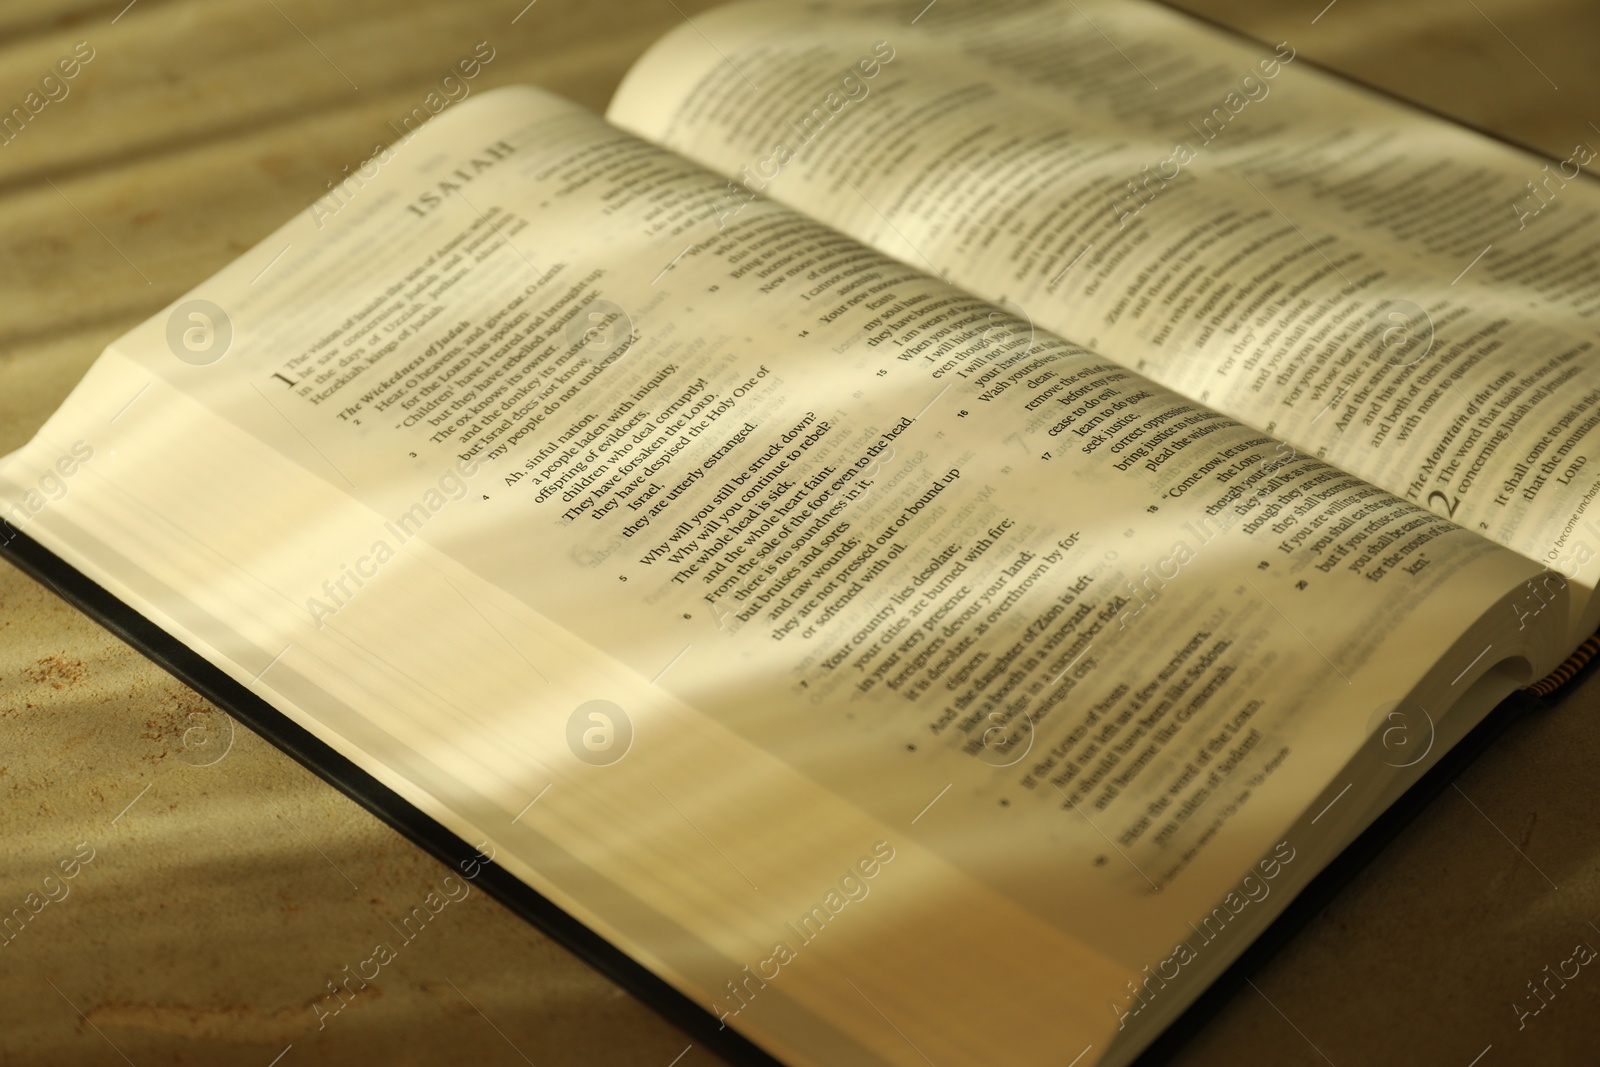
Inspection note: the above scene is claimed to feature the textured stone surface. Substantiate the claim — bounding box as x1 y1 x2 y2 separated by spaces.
2 0 1598 1064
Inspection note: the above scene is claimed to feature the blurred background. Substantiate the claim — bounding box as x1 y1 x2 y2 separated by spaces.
2 0 1598 1063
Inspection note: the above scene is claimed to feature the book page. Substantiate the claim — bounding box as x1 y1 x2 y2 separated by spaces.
608 0 1600 645
0 84 1568 1065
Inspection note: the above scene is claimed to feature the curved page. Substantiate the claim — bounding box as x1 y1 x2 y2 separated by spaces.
610 0 1600 643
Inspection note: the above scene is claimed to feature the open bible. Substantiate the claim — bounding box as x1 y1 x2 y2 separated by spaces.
4 0 1597 1063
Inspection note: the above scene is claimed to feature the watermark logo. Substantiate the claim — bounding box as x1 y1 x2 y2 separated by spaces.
974 297 1037 363
1513 937 1597 1031
1 440 94 540
166 299 233 365
1510 139 1596 231
0 840 96 949
710 841 895 1027
314 40 499 229
1367 698 1434 768
173 705 235 768
1367 299 1435 367
0 40 95 150
567 299 636 369
566 699 632 766
973 692 1036 768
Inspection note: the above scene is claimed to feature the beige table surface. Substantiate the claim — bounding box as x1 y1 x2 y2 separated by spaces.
3 1 1599 1064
